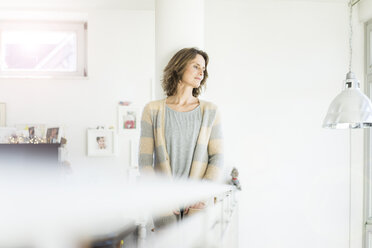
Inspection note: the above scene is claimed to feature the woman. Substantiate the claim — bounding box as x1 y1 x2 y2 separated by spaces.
139 47 223 219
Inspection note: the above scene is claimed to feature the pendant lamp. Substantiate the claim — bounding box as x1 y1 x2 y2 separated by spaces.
322 0 372 129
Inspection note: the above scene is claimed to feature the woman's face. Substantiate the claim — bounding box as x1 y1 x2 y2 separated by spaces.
98 137 105 148
180 54 205 88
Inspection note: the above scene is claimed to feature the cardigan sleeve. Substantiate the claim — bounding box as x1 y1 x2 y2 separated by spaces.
138 103 155 175
203 108 224 181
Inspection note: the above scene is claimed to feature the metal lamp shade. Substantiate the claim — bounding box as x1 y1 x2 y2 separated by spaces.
323 88 372 129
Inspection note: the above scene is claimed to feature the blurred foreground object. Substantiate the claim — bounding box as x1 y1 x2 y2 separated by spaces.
0 169 238 248
230 167 242 190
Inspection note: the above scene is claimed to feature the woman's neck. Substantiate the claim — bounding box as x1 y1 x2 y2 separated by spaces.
167 84 198 105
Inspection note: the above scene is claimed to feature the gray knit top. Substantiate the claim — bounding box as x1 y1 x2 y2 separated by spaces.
165 104 202 178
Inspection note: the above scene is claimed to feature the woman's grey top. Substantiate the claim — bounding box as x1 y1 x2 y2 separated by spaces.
165 104 202 178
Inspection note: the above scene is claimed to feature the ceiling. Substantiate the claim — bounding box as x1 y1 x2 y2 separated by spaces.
0 0 349 11
0 0 155 10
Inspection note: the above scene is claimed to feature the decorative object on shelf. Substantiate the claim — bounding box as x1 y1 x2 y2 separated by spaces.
8 134 22 144
0 127 16 143
60 137 67 145
46 127 61 144
9 129 30 144
1 124 64 144
87 128 117 157
3 126 45 144
28 126 35 139
230 167 241 190
0 103 5 127
117 105 140 134
8 134 46 144
16 124 47 140
28 136 46 144
322 0 372 129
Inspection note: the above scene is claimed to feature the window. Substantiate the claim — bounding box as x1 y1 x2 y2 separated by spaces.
0 21 87 78
365 19 372 248
369 22 372 75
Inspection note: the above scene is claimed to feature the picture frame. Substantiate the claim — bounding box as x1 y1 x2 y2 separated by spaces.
0 103 6 127
87 129 117 157
28 126 35 139
13 124 47 143
46 127 61 144
20 124 46 140
117 106 140 134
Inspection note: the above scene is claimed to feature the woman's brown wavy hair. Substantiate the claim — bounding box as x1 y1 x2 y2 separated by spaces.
162 47 209 97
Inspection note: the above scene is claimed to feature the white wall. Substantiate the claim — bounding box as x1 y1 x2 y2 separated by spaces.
204 1 364 247
359 0 372 22
0 0 369 247
0 6 155 172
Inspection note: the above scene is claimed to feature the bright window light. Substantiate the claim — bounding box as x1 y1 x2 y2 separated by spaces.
0 21 87 78
2 31 77 71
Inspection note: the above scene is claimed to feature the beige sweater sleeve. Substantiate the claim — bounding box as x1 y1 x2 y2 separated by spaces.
203 108 224 181
138 103 155 175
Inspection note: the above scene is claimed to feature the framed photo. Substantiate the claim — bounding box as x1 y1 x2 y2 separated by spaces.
118 106 140 134
28 126 35 139
87 129 117 156
0 103 5 127
46 127 61 144
20 124 46 140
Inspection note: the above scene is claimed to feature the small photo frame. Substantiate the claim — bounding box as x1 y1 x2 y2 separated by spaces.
118 106 140 134
15 124 47 141
26 124 46 139
28 126 35 139
0 103 6 127
87 129 117 156
46 127 61 144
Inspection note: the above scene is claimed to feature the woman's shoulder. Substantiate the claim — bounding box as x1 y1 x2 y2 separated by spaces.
199 100 219 110
144 99 166 110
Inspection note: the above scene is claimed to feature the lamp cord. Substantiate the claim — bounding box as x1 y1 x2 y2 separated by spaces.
349 0 353 73
349 130 352 248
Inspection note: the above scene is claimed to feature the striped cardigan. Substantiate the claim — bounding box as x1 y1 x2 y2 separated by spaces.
139 98 223 181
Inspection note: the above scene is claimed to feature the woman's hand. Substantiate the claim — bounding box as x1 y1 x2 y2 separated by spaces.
184 202 206 215
174 202 206 216
189 201 205 210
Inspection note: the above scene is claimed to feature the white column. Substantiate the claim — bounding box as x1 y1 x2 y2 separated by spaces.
155 0 205 100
